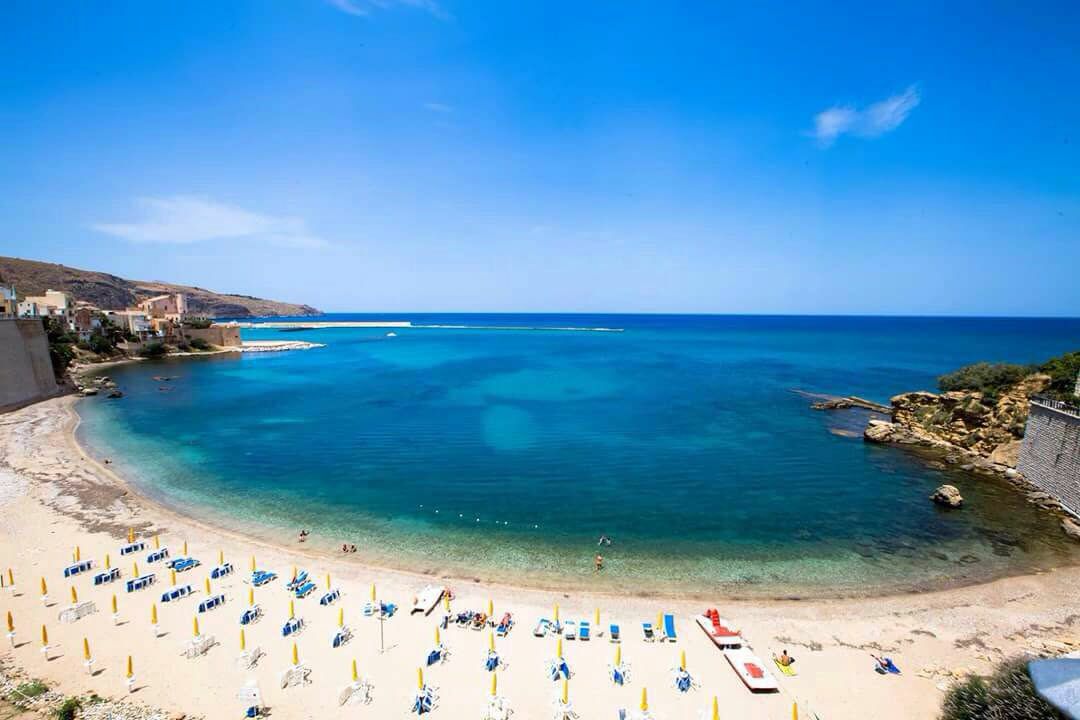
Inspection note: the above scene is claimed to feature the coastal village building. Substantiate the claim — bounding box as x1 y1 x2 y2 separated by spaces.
17 289 72 322
103 309 154 340
0 285 16 318
72 305 103 341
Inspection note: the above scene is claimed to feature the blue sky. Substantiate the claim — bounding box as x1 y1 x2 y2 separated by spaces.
1 1 1078 315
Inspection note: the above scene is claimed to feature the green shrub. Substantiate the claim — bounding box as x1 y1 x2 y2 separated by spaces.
1039 350 1080 403
138 342 168 358
938 362 1032 399
88 332 114 355
940 657 1065 720
184 317 213 329
189 338 211 350
54 697 80 720
11 679 48 702
49 342 75 377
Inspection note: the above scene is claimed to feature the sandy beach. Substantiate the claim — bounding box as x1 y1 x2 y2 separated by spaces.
1 397 1078 719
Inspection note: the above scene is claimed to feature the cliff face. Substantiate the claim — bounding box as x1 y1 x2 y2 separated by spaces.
0 256 320 318
864 373 1051 469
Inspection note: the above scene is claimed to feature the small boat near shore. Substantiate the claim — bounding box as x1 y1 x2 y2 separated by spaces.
695 608 743 648
724 646 779 692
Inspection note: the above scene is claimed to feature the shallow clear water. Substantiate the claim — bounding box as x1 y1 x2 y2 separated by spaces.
77 314 1080 597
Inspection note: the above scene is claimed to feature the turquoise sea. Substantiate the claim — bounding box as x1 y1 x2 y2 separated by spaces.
77 315 1080 597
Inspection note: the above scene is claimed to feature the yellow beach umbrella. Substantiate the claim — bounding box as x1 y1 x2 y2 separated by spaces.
351 659 358 683
489 630 495 652
291 566 297 581
326 573 331 589
126 655 133 678
292 642 299 666
712 696 720 720
70 586 78 604
192 616 200 637
39 577 47 597
443 593 451 612
170 569 177 587
556 636 563 659
132 561 139 577
128 528 135 543
488 598 494 618
562 677 569 704
491 672 497 696
640 687 649 711
6 568 13 587
656 612 662 634
289 599 295 619
74 546 81 562
205 577 212 595
680 650 687 671
104 553 111 569
248 588 255 607
417 667 424 689
239 629 246 651
151 603 158 626
183 541 188 556
111 594 118 615
370 583 376 602
218 550 224 565
6 611 13 633
434 626 440 645
554 603 560 623
615 645 621 666
154 535 160 550
40 625 48 647
792 701 798 720
338 607 344 628
83 637 91 661
595 608 601 627
250 555 256 572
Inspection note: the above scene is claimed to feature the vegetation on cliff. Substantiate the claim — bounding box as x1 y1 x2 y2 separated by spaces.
938 351 1080 405
0 255 320 317
940 657 1064 720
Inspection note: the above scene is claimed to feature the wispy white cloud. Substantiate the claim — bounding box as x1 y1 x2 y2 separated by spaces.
811 86 921 147
92 195 327 249
327 0 448 20
423 102 453 113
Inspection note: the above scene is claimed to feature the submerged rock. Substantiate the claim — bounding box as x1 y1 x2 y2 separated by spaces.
931 484 964 508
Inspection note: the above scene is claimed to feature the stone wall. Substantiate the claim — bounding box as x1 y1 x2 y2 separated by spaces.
180 325 241 348
1018 398 1080 517
0 319 60 412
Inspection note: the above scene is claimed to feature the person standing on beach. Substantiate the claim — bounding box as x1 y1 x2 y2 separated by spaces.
595 554 604 572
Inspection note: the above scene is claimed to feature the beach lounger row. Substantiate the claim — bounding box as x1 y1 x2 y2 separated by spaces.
495 612 514 636
119 541 145 556
161 584 194 603
642 614 678 642
331 626 352 648
282 617 304 637
198 593 226 613
363 601 396 617
93 567 121 585
146 548 170 563
210 562 233 579
319 588 341 606
168 557 200 572
240 606 262 625
250 570 276 587
63 559 93 577
294 580 317 599
286 570 309 592
125 573 156 593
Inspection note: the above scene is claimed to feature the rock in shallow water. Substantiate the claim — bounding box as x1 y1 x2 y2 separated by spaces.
931 484 964 508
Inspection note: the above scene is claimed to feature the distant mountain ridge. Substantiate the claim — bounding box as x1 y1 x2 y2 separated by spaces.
0 256 320 318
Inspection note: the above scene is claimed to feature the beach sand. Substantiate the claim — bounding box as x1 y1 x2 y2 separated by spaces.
1 397 1078 719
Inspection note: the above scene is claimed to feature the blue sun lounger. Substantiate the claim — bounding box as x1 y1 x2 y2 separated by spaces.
125 573 155 592
161 584 194 603
250 570 276 587
662 614 677 642
332 627 351 648
63 560 93 578
319 588 341 606
642 622 655 642
210 562 234 580
240 606 262 625
169 557 200 573
579 620 591 641
295 581 317 599
146 548 170 564
609 623 621 643
93 567 121 586
198 594 225 613
281 617 304 637
119 541 145 556
286 571 309 592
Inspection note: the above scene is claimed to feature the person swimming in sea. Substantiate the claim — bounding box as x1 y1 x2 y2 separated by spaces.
598 535 612 546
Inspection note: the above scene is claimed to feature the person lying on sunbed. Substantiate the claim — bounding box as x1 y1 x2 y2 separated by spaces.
775 650 795 667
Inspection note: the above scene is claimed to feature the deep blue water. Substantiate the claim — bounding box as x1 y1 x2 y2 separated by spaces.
77 315 1080 596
